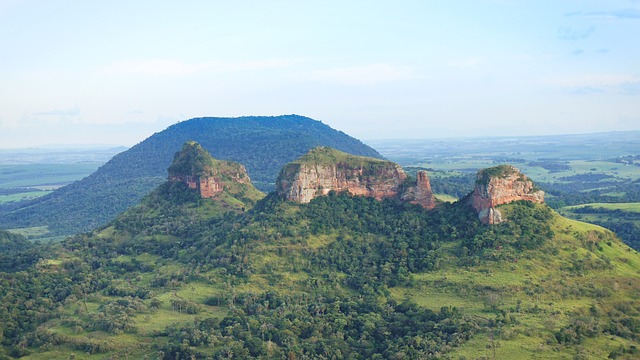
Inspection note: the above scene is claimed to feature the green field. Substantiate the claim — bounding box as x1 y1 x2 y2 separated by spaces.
0 190 51 204
434 193 458 202
0 163 105 238
564 202 640 213
0 163 101 188
0 163 102 207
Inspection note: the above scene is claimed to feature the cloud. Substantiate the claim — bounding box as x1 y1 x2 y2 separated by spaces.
557 26 595 40
553 74 640 95
33 107 80 117
595 48 609 54
620 81 640 95
565 8 640 20
102 58 305 76
292 64 415 86
564 86 605 95
571 49 584 56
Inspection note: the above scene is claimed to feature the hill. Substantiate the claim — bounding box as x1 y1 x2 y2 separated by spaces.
0 156 638 359
0 115 381 237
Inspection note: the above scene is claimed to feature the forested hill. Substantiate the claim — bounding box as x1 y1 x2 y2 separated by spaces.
1 182 639 358
0 115 382 236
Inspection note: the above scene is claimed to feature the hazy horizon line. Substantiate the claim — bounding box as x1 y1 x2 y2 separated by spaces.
2 128 639 151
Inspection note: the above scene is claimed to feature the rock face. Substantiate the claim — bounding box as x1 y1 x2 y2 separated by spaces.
470 165 545 224
401 170 437 210
276 147 437 209
168 141 250 199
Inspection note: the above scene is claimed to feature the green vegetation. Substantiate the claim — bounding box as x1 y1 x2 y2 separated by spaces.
560 203 640 250
167 141 219 177
0 115 382 238
476 165 520 186
0 164 102 189
0 179 638 358
0 163 103 206
0 191 50 205
565 202 640 213
373 133 640 251
433 193 458 202
290 146 388 167
1 133 639 358
0 230 42 271
405 167 475 200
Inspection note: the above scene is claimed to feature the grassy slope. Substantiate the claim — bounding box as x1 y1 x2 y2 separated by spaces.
434 193 458 202
564 202 640 213
396 209 640 359
288 146 389 167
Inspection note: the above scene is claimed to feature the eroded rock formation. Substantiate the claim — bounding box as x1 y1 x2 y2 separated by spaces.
470 165 544 224
401 170 437 210
168 141 250 199
276 147 437 208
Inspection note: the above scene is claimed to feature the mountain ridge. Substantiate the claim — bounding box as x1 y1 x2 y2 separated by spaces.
0 115 382 236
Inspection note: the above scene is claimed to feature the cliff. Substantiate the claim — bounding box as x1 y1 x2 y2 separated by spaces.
401 170 437 210
167 141 254 199
469 165 545 224
276 147 436 208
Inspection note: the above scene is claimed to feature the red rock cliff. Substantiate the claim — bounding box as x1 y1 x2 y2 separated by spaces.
276 147 437 208
470 165 544 224
169 171 248 199
277 161 407 203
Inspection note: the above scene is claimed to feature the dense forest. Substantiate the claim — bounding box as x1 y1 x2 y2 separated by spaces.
0 230 42 272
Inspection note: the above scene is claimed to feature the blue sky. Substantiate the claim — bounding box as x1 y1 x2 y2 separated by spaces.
1 0 639 148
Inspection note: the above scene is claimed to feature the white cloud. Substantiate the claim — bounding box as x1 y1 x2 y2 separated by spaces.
557 26 596 41
565 8 640 20
551 74 640 95
33 107 80 117
101 58 306 76
292 64 415 86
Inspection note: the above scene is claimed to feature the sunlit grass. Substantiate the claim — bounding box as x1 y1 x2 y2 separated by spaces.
434 193 458 202
564 202 640 213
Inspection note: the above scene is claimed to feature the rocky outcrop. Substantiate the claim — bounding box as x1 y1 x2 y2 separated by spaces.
276 147 437 208
401 170 437 210
168 141 250 199
469 165 544 224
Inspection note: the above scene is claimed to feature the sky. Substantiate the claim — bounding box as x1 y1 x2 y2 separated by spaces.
1 0 639 148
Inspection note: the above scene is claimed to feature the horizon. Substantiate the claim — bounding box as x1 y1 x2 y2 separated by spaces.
1 125 639 151
1 1 639 148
